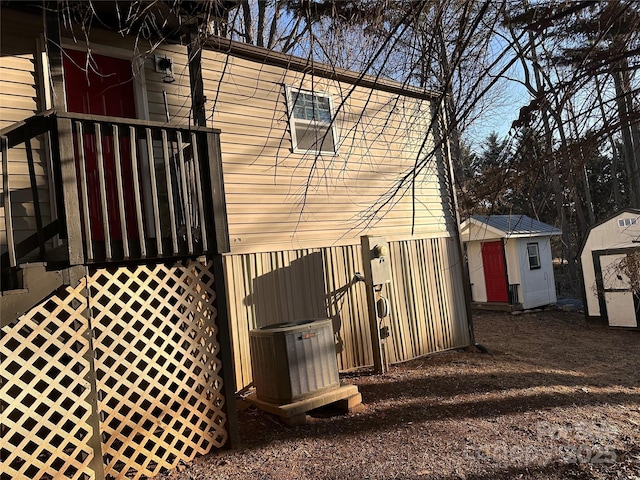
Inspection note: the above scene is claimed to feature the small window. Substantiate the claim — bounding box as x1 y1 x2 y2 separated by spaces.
619 217 638 227
527 242 541 270
286 87 337 154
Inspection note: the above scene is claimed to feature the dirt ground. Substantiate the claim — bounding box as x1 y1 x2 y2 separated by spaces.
153 309 640 480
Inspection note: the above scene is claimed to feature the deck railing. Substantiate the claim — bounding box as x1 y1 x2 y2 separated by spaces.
1 111 228 285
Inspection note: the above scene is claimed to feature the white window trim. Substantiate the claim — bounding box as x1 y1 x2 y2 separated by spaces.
527 242 541 270
285 86 339 155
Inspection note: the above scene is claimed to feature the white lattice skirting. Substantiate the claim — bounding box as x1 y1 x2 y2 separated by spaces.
1 260 228 480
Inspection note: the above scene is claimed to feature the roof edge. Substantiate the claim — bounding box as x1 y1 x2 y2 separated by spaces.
203 36 439 101
579 208 640 256
508 230 562 239
460 218 506 239
468 214 561 237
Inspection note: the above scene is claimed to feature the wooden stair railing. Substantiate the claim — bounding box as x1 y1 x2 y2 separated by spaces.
2 110 229 292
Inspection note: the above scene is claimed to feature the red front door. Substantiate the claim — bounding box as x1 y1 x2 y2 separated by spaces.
481 240 508 303
63 49 138 242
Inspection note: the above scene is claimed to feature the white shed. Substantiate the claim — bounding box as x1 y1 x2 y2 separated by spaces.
580 208 640 327
460 215 561 310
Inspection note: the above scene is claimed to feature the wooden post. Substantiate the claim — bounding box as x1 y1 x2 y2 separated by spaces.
191 132 208 252
44 3 66 111
129 126 147 257
112 125 130 258
74 121 94 261
57 117 85 266
146 128 163 255
366 285 385 374
188 30 207 127
24 132 45 257
177 134 194 253
2 135 16 268
79 275 108 480
161 129 179 254
206 132 230 254
94 124 112 260
210 254 240 448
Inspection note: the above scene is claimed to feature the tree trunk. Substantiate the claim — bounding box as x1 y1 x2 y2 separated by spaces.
613 63 640 207
434 16 464 192
267 1 283 49
257 0 267 47
241 0 253 44
526 31 579 294
594 74 623 208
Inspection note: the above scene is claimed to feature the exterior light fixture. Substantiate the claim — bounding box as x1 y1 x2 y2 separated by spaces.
155 55 175 83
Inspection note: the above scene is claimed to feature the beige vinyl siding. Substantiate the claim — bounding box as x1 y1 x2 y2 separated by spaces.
143 44 193 124
0 10 52 256
225 237 471 390
201 49 452 254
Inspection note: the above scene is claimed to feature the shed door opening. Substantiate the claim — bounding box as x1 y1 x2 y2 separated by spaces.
482 240 508 303
63 49 139 242
599 253 639 327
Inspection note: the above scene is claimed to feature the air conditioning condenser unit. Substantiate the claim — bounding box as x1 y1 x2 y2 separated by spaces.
249 318 340 405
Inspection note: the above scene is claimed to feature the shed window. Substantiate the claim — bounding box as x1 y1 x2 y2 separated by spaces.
527 242 541 270
619 217 638 227
286 87 337 154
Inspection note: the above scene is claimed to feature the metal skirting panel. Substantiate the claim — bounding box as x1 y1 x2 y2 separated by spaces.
384 237 471 363
225 237 471 390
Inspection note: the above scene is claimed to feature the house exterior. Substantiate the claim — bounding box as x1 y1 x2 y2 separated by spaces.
580 208 640 327
200 40 471 386
1 3 472 479
460 215 561 310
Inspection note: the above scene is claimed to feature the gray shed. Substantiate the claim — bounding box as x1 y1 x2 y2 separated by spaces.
460 215 561 310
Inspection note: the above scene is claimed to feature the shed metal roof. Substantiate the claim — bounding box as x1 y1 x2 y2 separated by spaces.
470 215 562 238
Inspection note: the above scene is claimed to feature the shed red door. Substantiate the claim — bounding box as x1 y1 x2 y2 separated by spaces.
481 240 508 302
63 49 138 241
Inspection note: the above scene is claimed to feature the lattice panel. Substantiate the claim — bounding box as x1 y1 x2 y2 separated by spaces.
1 282 98 480
88 262 227 479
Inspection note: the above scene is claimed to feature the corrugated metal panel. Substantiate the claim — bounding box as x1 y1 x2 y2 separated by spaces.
323 243 374 371
225 237 471 391
472 215 562 236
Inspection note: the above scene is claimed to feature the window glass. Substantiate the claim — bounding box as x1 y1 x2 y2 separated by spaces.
527 243 541 270
619 217 639 228
292 92 332 122
287 87 336 154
